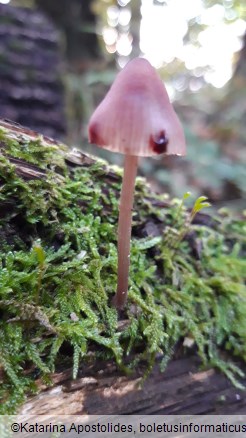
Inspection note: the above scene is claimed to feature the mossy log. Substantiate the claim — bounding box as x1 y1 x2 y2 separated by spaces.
0 119 245 414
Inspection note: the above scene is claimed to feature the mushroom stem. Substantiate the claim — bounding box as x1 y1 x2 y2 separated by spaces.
113 154 139 309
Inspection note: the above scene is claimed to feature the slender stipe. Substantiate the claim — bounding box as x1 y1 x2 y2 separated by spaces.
113 154 138 309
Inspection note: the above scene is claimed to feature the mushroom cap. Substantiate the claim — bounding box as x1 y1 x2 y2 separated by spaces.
88 58 186 157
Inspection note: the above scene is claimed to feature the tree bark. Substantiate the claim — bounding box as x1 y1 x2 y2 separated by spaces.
0 4 66 139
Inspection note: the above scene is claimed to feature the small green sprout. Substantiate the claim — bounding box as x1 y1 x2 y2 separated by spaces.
191 195 211 221
172 193 211 248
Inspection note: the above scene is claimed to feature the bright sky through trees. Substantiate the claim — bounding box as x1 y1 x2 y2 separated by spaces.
103 0 246 89
140 0 245 88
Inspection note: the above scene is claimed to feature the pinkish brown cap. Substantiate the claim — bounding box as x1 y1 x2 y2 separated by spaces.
88 58 186 157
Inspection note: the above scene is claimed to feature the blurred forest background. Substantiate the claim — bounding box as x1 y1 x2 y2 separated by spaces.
0 0 245 210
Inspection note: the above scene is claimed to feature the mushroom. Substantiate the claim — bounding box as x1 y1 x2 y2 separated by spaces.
88 58 186 309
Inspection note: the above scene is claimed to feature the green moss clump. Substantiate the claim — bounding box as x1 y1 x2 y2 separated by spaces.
0 126 245 413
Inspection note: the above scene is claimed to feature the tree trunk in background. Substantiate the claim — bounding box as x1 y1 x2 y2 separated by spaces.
36 0 102 70
130 0 141 58
35 0 104 145
0 4 66 139
233 30 246 79
209 29 246 167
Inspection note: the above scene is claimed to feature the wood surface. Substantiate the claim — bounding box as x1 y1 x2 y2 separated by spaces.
20 356 246 415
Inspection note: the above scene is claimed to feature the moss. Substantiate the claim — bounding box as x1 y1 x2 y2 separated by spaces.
0 125 245 413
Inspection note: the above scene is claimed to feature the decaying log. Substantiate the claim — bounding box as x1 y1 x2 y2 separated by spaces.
0 119 245 416
20 357 246 415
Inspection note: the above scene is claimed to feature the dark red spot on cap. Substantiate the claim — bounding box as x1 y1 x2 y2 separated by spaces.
88 122 105 146
149 130 169 154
